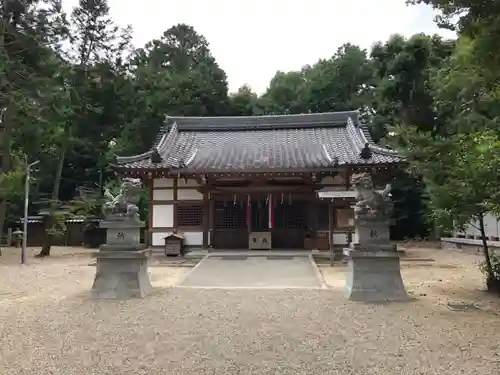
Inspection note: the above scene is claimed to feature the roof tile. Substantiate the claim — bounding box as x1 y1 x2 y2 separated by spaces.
116 112 401 172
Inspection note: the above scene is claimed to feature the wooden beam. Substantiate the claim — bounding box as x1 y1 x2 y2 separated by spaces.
173 177 178 230
147 179 153 246
202 190 209 248
209 195 214 248
211 185 314 193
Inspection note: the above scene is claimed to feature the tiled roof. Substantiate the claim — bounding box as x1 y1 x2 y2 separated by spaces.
115 111 401 172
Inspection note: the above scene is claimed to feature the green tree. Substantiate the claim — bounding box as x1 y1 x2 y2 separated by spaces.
261 44 374 116
115 23 230 155
370 34 455 240
36 0 129 256
430 37 500 134
305 44 374 115
228 85 266 116
261 70 310 114
0 0 65 246
399 127 500 290
410 0 500 71
370 33 455 139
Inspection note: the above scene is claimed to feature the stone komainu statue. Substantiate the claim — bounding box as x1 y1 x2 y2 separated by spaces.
102 178 142 220
351 173 393 219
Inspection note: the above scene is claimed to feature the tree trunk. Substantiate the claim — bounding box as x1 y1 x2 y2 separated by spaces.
0 103 13 255
0 0 12 256
478 214 494 284
38 215 54 257
51 123 70 202
36 123 70 257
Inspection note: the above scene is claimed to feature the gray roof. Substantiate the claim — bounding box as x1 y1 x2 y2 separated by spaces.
115 111 401 172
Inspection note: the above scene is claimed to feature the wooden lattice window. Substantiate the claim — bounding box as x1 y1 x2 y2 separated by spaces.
214 200 247 229
250 200 269 231
176 204 204 227
274 201 307 229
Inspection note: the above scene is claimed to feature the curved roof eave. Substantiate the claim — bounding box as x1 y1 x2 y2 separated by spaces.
347 118 400 157
114 124 175 165
115 150 153 164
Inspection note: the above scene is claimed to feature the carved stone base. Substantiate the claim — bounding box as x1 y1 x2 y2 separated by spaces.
343 249 410 302
91 249 152 299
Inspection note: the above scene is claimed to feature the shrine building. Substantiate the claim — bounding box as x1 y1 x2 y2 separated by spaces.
112 111 402 251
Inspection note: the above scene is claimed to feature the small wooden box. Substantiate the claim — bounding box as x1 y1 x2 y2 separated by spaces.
315 235 329 250
164 233 185 256
304 237 315 250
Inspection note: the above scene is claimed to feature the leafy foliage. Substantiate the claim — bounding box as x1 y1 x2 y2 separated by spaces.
2 0 498 284
399 129 500 229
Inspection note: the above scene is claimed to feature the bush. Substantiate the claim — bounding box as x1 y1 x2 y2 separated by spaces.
482 251 500 295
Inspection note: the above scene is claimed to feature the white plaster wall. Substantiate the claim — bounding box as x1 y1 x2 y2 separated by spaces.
151 231 203 246
331 227 358 245
152 232 169 247
152 204 173 228
352 226 359 244
332 232 348 245
320 175 345 185
183 232 203 246
178 179 200 187
457 213 500 238
153 189 174 201
153 178 173 188
178 189 203 200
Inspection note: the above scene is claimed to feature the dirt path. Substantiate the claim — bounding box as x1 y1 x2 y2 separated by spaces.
1 246 499 374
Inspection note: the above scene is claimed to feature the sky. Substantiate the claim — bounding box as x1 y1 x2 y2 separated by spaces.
64 0 456 94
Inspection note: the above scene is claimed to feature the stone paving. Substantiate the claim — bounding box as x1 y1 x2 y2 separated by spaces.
179 255 324 289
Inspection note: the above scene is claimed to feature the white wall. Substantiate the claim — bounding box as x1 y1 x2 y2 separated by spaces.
455 213 500 238
151 177 204 247
178 189 203 200
177 178 200 187
152 205 173 228
153 189 174 201
153 178 173 188
332 226 359 246
151 231 204 247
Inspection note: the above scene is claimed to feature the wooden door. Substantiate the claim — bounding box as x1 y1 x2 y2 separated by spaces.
213 199 248 249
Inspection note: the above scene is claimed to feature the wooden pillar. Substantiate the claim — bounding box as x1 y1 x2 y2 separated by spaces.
306 194 318 250
310 194 318 233
202 190 209 248
147 178 153 246
172 177 178 230
328 200 334 265
345 168 351 191
328 201 333 249
209 195 215 248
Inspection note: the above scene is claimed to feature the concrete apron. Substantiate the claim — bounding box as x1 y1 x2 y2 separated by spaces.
178 253 328 290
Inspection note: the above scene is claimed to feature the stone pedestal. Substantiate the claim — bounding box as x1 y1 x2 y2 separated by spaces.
343 216 409 302
91 248 152 299
91 217 152 299
343 249 409 302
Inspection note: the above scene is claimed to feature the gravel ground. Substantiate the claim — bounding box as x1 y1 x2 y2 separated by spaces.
1 246 500 375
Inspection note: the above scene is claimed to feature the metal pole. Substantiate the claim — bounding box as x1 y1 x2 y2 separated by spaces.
21 160 39 264
21 163 29 264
